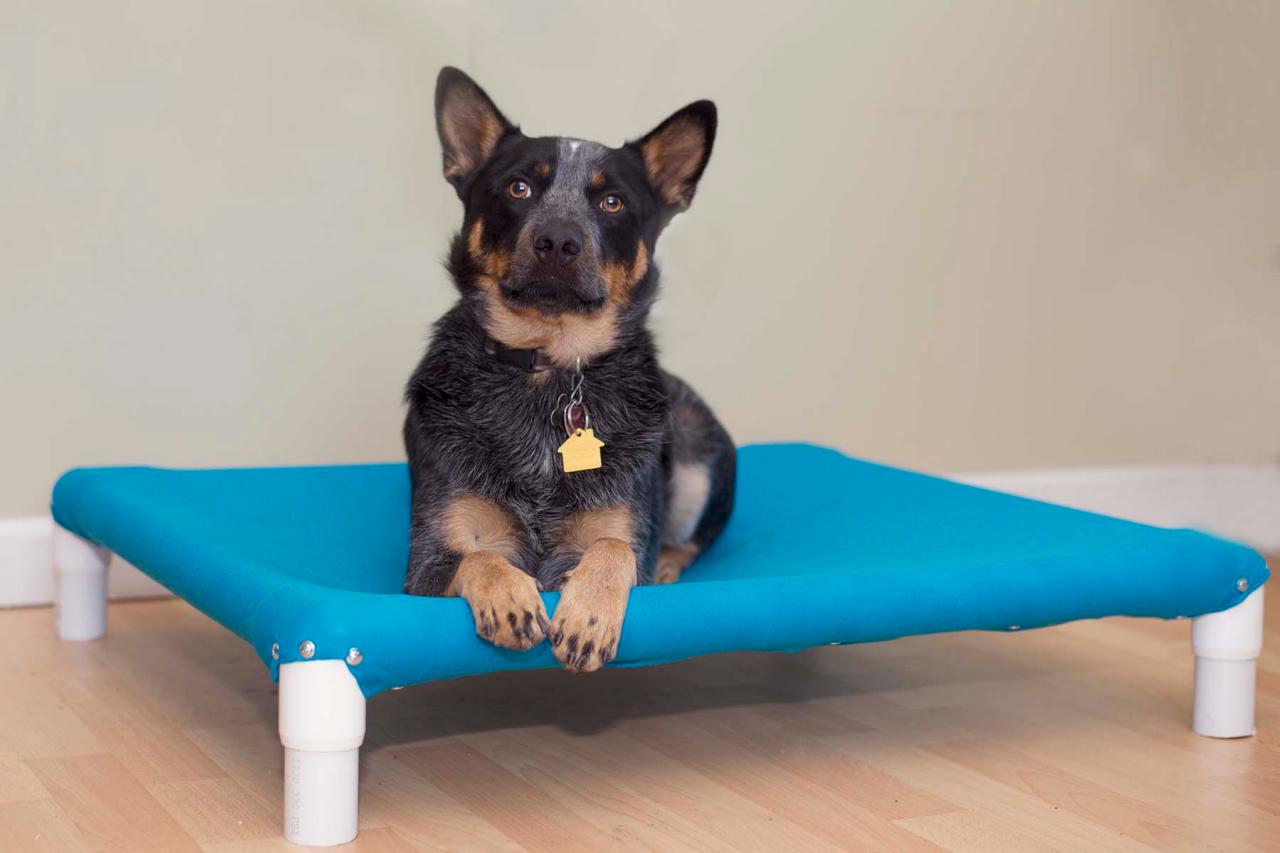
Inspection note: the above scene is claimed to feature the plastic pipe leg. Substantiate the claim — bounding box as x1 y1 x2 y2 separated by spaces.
278 659 366 845
53 526 110 641
1192 586 1265 738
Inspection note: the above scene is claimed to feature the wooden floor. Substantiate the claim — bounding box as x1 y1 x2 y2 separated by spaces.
1 566 1276 852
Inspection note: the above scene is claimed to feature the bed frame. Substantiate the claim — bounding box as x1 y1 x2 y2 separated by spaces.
48 444 1268 846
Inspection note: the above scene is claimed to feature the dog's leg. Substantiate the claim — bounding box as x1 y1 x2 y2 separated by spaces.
654 541 699 585
407 491 546 650
448 550 547 650
657 372 736 584
546 506 637 672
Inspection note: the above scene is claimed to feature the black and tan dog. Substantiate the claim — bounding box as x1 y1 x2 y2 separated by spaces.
403 68 735 672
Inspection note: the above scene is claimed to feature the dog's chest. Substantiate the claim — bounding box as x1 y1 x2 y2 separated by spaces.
497 420 563 484
480 399 636 512
440 359 661 514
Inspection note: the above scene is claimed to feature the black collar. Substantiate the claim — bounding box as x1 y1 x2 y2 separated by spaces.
484 338 554 373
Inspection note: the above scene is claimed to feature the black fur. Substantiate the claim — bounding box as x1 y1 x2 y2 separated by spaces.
403 68 735 664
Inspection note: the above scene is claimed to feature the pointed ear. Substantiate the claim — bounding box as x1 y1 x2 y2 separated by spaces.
635 100 717 209
435 67 515 191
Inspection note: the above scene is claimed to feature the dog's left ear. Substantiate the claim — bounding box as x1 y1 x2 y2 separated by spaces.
435 67 516 193
634 100 717 210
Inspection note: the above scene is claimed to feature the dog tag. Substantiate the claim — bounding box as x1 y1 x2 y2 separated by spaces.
558 428 604 473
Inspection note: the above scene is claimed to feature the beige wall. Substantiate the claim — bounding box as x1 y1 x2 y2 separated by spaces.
3 0 1278 516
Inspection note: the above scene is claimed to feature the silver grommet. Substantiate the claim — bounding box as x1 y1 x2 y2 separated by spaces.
346 647 363 666
271 642 280 660
299 640 315 659
1236 577 1249 593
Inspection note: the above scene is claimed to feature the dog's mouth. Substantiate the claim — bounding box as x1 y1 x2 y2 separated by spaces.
499 278 607 315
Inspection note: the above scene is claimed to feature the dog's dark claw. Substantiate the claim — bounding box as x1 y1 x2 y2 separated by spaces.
551 628 563 647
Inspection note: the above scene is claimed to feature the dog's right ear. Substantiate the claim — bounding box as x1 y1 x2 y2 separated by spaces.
435 67 515 194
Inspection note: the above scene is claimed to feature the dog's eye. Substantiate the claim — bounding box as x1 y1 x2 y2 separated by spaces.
508 180 532 200
599 194 624 214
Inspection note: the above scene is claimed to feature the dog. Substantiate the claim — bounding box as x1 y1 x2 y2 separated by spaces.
403 67 735 673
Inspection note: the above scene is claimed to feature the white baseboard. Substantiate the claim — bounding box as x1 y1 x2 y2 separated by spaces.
0 517 170 607
954 464 1280 553
2 463 1276 608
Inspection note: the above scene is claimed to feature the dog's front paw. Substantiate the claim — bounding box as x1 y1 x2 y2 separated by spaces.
456 552 549 650
549 539 635 672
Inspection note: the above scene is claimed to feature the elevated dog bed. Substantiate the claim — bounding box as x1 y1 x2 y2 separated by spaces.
50 443 1269 846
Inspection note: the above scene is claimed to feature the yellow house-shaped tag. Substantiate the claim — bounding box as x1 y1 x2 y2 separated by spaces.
558 428 604 473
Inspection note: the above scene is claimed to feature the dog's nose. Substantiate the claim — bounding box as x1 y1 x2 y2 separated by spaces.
532 222 583 265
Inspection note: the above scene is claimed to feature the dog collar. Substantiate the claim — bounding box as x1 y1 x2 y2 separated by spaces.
484 338 554 373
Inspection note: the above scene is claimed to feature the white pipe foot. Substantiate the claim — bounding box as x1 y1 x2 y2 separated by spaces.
284 747 359 846
52 526 110 641
278 659 366 846
1192 586 1264 738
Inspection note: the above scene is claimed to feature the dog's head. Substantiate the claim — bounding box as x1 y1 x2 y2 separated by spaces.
435 67 716 366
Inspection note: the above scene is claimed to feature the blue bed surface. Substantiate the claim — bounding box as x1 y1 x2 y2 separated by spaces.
51 443 1267 697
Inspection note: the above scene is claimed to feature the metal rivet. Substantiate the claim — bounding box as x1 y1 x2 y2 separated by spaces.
271 642 280 660
346 647 363 666
299 640 315 659
1236 577 1249 593
1009 625 1021 631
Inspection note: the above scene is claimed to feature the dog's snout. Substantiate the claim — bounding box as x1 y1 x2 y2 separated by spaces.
532 222 583 265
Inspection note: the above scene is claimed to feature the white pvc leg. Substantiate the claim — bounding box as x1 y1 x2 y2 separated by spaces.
52 526 110 641
278 659 366 846
1192 585 1265 738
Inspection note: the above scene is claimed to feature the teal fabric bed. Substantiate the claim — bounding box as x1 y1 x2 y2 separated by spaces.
51 443 1268 698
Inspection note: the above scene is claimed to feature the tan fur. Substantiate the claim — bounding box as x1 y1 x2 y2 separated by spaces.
549 538 636 672
641 118 706 206
448 551 547 650
440 93 505 181
482 298 620 368
558 505 633 554
441 494 544 649
534 162 551 178
440 493 520 561
467 220 512 279
589 169 606 189
654 543 700 585
468 219 617 363
631 242 650 282
602 242 649 307
468 233 646 372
